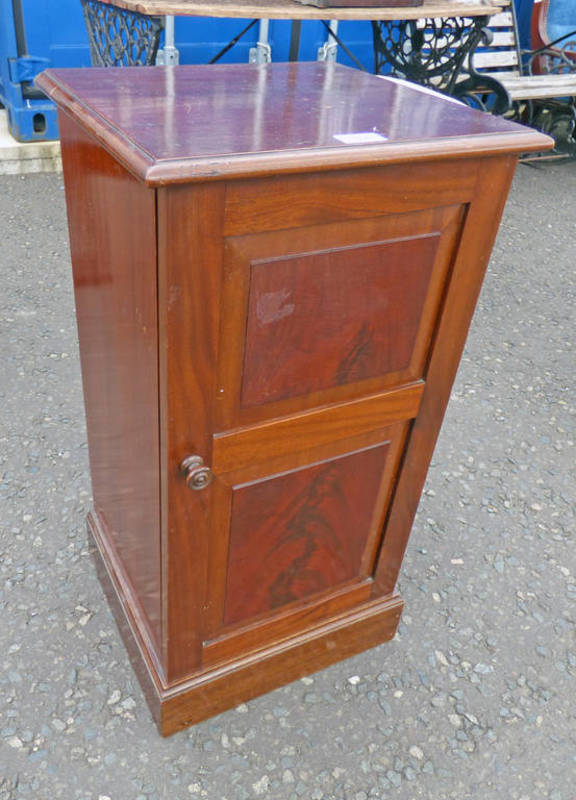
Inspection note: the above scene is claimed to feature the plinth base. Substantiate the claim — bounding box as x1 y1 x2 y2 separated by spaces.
88 511 404 736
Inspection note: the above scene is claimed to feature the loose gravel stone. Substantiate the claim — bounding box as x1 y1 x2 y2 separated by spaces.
385 770 401 788
474 663 494 674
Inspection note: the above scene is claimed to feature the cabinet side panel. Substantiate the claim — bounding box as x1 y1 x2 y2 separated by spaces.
59 114 162 654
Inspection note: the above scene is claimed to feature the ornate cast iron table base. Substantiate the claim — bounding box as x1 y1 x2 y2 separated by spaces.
81 0 164 66
373 16 485 92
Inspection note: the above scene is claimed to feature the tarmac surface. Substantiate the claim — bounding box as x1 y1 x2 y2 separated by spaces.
0 162 575 800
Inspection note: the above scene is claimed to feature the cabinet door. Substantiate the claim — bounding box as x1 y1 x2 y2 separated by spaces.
200 202 464 664
158 170 472 680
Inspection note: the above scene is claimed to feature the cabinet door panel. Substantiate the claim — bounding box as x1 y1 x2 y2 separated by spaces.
203 421 408 647
216 204 464 429
224 442 389 626
241 234 438 407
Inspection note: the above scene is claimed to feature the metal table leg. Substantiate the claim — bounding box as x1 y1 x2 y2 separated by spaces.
157 15 179 65
289 20 302 61
318 20 339 63
250 20 272 64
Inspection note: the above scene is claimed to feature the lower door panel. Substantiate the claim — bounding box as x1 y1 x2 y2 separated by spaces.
202 419 410 665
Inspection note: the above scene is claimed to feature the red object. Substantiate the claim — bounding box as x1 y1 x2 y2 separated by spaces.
531 0 576 74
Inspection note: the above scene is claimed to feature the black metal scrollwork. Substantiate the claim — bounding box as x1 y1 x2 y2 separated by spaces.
81 0 163 67
372 17 510 115
372 17 488 94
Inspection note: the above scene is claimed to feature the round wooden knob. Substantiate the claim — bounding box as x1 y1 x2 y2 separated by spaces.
180 455 213 491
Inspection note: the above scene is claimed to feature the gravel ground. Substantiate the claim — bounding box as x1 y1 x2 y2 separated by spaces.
0 162 575 800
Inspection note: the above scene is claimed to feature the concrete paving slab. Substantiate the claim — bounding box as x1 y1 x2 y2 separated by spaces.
0 110 61 176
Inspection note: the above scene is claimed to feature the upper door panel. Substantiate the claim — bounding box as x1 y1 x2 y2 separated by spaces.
241 233 438 408
216 203 465 430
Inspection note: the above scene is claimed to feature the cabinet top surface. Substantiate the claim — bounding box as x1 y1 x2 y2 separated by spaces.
37 63 551 185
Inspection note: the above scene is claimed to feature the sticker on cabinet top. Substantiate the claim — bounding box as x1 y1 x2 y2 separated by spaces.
333 132 388 144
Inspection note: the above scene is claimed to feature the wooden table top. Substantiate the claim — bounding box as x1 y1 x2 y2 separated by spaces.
93 0 504 20
38 62 549 185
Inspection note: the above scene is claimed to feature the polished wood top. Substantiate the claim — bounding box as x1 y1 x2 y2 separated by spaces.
91 0 504 20
37 63 551 185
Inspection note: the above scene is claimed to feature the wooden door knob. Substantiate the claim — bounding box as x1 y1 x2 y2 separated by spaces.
180 455 213 490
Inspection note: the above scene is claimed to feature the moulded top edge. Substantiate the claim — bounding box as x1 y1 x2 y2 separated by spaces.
36 63 552 185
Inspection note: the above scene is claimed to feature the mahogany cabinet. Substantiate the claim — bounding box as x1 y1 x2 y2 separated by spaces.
37 63 550 736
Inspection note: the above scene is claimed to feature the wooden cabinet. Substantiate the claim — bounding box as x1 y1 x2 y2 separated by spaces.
37 63 550 736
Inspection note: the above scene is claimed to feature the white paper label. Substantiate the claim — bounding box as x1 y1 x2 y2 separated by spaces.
333 132 388 145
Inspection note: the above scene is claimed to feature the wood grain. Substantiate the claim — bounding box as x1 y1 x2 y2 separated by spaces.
224 164 477 237
213 382 422 474
204 423 409 641
203 579 372 665
49 61 547 736
224 443 390 625
157 182 225 682
59 115 162 655
241 234 439 407
86 0 504 20
89 506 403 739
88 512 166 705
36 64 551 187
217 204 463 429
